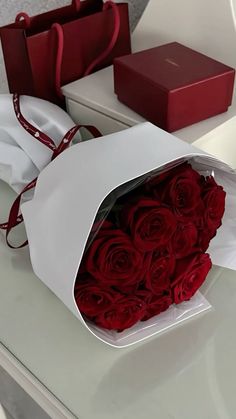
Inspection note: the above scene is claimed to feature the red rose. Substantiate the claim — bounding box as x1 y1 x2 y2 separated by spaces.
145 251 175 294
171 253 212 304
85 222 145 287
74 279 117 317
122 198 177 252
198 228 216 252
113 282 140 295
171 221 199 258
137 290 173 321
189 201 205 230
95 296 146 331
151 244 173 258
202 176 226 230
158 164 202 215
145 165 180 194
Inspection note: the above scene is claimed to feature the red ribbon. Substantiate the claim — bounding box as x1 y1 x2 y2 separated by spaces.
0 93 101 248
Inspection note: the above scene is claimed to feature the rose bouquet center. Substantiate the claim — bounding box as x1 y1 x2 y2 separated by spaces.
74 162 226 332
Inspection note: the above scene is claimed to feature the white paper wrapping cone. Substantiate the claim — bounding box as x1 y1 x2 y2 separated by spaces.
193 117 236 170
0 94 79 195
0 405 8 419
21 123 236 347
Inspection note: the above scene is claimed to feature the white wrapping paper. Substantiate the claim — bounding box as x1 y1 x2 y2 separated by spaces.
21 122 236 347
193 116 236 170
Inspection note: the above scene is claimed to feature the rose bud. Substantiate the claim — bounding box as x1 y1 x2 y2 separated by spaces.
75 278 118 317
171 221 199 258
202 176 226 230
160 163 202 215
85 222 145 288
144 251 175 294
122 198 177 252
95 296 146 331
171 253 212 304
136 290 173 321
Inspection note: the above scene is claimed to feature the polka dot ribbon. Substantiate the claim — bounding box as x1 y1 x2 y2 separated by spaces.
0 93 102 248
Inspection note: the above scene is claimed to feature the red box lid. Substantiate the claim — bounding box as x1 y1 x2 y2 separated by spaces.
115 42 234 91
114 42 235 131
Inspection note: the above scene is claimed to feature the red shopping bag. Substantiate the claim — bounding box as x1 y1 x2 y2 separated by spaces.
0 0 131 106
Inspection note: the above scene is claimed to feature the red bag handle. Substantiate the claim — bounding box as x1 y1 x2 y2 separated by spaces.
15 0 81 26
52 23 64 99
72 0 81 12
0 94 102 249
84 1 121 75
15 12 31 28
53 0 121 99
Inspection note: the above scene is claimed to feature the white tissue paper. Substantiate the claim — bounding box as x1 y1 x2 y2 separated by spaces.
0 94 79 196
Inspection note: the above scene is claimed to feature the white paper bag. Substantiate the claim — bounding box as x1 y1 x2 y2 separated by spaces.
0 94 79 195
21 122 236 347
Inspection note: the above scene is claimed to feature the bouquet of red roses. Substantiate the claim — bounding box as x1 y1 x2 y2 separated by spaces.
21 121 234 346
74 162 226 332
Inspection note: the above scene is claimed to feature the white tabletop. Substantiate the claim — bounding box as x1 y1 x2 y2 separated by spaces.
63 64 236 145
1 179 236 419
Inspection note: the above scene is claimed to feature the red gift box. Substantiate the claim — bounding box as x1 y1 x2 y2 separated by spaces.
114 42 235 132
